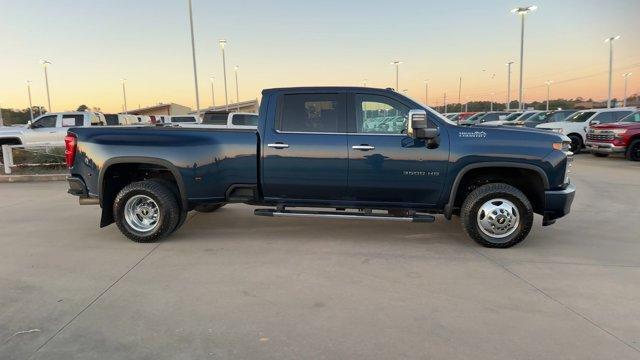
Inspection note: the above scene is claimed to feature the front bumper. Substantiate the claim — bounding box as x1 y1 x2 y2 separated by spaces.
542 183 576 226
585 141 626 154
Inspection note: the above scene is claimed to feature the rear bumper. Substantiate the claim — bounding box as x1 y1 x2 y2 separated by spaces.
585 141 626 154
67 175 99 205
542 183 575 225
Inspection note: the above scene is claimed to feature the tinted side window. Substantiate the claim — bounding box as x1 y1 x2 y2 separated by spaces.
203 113 228 125
62 115 84 127
231 114 258 126
32 115 57 128
171 116 196 123
592 112 615 123
354 94 409 134
279 93 345 133
613 111 633 121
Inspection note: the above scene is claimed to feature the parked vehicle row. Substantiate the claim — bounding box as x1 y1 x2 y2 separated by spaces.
0 111 258 147
536 107 635 153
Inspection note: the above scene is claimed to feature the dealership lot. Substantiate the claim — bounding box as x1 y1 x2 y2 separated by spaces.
0 155 639 359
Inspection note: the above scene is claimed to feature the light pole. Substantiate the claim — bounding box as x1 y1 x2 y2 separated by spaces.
443 93 447 113
363 79 367 87
121 78 128 114
605 35 621 108
391 60 402 91
506 61 514 110
545 80 553 110
234 65 240 112
623 72 632 107
511 5 537 110
490 92 495 111
210 76 216 108
41 60 52 111
219 39 229 110
458 77 462 112
187 0 200 115
26 81 34 121
0 101 3 127
423 80 429 106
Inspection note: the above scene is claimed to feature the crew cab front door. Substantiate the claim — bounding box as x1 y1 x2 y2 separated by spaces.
22 114 60 144
262 92 349 201
347 93 448 206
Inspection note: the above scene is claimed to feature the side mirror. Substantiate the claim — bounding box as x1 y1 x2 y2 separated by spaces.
407 109 439 139
26 120 33 128
589 120 600 126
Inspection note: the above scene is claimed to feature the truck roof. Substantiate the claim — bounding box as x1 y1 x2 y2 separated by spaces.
262 86 392 94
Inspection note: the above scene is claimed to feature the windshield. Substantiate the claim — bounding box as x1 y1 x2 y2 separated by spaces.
503 112 523 121
619 111 640 123
566 111 595 122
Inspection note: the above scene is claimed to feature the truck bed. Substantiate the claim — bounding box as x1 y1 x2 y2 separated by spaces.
70 126 258 203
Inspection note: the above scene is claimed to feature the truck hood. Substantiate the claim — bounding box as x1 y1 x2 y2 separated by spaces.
462 123 566 138
591 122 640 130
536 121 567 129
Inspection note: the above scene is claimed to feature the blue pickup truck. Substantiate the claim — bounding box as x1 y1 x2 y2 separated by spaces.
65 87 575 248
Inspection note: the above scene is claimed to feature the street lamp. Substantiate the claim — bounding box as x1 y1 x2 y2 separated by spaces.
443 92 448 113
234 65 240 112
623 72 632 107
41 60 52 112
391 60 402 91
458 77 462 112
545 80 553 110
219 39 229 110
26 81 34 121
210 76 216 108
0 101 3 126
511 5 537 110
604 35 621 108
187 0 200 116
505 61 514 110
121 78 128 114
363 79 367 87
423 80 429 106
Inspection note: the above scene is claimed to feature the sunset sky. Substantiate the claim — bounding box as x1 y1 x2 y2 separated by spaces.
1 0 639 113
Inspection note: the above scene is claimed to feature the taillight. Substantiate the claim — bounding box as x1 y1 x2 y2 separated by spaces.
64 133 77 168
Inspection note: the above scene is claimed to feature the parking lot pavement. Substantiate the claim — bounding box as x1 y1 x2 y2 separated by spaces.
0 155 639 359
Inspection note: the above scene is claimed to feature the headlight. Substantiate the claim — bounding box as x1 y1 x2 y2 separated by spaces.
612 129 627 135
550 128 564 134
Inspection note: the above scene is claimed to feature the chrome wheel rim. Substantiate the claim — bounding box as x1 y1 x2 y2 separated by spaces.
477 198 519 239
124 195 160 233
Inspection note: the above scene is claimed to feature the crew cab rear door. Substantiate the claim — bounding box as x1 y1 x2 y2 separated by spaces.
261 91 348 201
346 92 448 206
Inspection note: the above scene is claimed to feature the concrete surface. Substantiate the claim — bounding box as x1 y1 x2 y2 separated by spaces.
0 154 639 359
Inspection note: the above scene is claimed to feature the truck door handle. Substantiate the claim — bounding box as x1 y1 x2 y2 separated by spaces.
352 145 375 151
267 143 289 149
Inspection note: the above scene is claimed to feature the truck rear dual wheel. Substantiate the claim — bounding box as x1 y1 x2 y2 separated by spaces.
461 183 533 248
113 180 181 243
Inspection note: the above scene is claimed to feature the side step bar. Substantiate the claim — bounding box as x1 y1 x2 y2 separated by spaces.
254 208 435 223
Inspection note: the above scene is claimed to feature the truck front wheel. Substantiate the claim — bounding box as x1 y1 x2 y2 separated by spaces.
460 183 533 248
626 139 640 161
113 180 180 243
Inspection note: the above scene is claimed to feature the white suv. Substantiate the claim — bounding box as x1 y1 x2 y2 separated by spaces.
536 108 635 152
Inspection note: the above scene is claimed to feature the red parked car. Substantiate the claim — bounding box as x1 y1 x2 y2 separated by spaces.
586 110 640 161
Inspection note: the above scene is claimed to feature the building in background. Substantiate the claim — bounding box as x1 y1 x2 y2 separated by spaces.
196 99 259 114
128 103 192 116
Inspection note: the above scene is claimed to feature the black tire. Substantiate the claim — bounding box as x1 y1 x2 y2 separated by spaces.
460 183 534 248
592 153 609 158
147 178 187 232
626 139 640 161
194 203 225 213
568 134 583 154
113 180 180 243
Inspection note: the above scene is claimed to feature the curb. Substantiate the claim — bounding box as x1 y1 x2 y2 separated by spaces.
0 174 67 183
